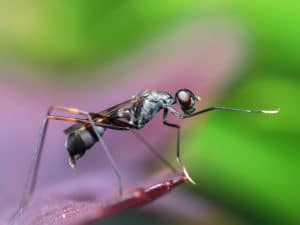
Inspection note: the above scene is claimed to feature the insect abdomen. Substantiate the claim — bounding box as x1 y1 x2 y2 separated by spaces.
65 125 106 160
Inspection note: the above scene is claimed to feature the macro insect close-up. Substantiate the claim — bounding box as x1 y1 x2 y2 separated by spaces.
9 88 279 224
1 2 298 225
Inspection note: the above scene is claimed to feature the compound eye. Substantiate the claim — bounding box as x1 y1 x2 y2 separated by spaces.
175 89 195 109
177 90 191 105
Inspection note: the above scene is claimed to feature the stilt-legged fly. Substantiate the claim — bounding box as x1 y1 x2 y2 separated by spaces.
10 89 279 224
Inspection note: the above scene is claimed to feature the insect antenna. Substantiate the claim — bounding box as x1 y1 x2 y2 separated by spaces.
182 107 280 118
213 106 280 114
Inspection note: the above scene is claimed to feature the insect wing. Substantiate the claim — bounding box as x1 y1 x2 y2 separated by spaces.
99 96 140 117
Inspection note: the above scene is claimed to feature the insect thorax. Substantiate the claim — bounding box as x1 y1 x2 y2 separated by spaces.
130 90 175 127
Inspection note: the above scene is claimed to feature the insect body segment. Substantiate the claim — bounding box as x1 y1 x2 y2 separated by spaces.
65 124 106 168
129 90 175 128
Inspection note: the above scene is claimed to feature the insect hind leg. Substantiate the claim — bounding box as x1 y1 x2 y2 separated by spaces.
10 106 56 224
9 106 106 224
58 106 124 197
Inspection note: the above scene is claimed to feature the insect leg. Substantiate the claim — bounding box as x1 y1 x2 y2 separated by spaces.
10 108 95 224
97 136 123 196
52 106 123 197
130 130 177 172
10 119 48 224
162 109 196 184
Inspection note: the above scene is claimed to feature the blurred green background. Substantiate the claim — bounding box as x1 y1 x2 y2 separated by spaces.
0 1 299 225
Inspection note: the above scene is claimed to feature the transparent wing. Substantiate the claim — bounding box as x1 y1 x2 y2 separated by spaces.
65 96 141 135
63 116 131 135
99 96 141 117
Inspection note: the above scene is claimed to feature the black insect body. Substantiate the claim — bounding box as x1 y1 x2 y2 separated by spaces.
65 124 106 168
10 88 279 225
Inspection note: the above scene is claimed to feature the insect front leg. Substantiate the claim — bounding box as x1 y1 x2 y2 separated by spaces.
181 106 280 119
162 109 196 184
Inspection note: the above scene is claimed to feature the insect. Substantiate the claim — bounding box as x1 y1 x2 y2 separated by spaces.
10 89 279 223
